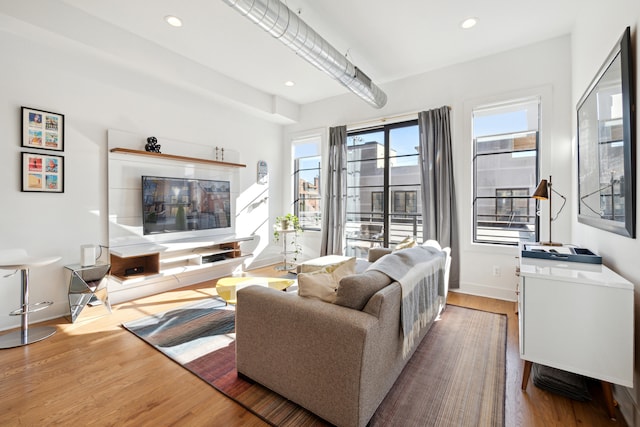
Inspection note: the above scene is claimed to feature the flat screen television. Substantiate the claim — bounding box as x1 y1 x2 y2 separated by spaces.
142 175 231 235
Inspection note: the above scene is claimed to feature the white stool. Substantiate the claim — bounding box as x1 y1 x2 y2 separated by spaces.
0 249 60 349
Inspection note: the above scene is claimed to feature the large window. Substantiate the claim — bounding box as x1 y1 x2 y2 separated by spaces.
472 98 540 245
345 120 421 257
293 138 321 230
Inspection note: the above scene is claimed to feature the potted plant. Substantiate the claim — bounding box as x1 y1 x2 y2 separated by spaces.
273 213 303 265
273 213 302 241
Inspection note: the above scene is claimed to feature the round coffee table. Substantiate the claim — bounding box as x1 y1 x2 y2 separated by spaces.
215 276 295 304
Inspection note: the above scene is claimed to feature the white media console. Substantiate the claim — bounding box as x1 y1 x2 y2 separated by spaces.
107 129 252 303
108 234 253 303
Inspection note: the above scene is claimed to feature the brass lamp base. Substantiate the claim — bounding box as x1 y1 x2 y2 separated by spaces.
539 241 563 247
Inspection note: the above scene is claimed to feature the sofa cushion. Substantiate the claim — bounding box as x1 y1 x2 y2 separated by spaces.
298 257 356 303
334 270 392 310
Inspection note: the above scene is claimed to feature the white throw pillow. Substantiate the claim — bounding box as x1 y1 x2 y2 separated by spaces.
298 257 356 303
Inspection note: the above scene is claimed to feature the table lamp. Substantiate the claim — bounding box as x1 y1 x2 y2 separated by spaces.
532 175 566 246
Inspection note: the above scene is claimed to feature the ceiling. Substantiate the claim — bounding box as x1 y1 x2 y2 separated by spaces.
47 1 579 106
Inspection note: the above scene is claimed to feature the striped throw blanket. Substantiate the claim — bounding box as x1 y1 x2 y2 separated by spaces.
368 246 445 357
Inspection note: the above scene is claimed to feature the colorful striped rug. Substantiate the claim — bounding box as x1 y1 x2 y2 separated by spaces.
123 298 506 426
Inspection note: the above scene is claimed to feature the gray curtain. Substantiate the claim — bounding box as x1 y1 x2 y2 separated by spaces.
321 125 348 256
418 107 459 288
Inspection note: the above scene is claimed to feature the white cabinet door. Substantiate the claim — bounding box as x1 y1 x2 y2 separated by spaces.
520 275 633 387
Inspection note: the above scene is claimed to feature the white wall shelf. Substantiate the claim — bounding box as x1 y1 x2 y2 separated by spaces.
109 148 246 168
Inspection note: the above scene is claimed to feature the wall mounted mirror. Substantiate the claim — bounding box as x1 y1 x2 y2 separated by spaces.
577 26 636 238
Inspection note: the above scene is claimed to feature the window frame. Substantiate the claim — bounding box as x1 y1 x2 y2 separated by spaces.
345 119 421 252
292 137 322 231
472 98 541 246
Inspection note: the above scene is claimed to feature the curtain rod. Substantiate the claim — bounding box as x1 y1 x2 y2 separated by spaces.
345 106 451 130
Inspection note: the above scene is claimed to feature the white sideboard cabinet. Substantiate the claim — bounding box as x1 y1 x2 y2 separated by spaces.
518 255 633 419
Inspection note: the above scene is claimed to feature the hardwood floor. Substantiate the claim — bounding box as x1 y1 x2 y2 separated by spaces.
0 266 625 426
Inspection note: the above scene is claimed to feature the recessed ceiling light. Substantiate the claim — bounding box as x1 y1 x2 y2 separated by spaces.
164 15 183 27
460 17 478 29
284 81 295 87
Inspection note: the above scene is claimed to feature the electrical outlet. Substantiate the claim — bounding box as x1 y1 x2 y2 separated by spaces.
492 265 501 277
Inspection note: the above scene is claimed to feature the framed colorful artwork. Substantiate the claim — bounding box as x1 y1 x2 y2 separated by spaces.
21 152 64 193
21 106 65 151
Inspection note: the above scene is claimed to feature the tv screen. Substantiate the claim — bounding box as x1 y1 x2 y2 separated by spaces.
142 175 231 235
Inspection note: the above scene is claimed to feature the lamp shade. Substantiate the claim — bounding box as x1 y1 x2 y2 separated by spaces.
532 179 549 200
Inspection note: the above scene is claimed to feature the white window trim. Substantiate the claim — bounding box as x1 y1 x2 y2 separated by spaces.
462 85 553 256
288 128 326 231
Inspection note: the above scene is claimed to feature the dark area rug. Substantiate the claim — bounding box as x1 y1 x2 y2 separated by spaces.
123 299 506 427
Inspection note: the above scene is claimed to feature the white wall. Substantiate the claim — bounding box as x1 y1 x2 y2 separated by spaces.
0 20 285 330
571 2 640 424
287 35 573 301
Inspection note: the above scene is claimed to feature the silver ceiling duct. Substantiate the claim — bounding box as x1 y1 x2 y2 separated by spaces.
221 0 388 109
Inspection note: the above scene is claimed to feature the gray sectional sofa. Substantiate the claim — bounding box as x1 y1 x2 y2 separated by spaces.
235 241 451 427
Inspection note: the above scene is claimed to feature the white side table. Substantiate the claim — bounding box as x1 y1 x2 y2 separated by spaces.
518 255 633 419
275 229 298 272
0 249 60 348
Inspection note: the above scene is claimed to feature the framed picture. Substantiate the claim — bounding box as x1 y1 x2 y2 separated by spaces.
21 152 64 193
21 106 65 151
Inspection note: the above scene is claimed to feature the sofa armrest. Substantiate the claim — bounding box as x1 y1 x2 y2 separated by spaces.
236 285 378 427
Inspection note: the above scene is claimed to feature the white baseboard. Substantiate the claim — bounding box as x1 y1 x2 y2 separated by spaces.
451 282 517 302
244 255 285 271
0 312 66 332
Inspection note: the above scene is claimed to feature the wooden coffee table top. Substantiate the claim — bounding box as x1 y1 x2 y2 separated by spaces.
215 276 295 304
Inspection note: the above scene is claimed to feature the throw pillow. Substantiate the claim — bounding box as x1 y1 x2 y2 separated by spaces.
298 255 355 274
368 247 392 263
298 257 356 303
334 270 392 310
394 236 416 251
